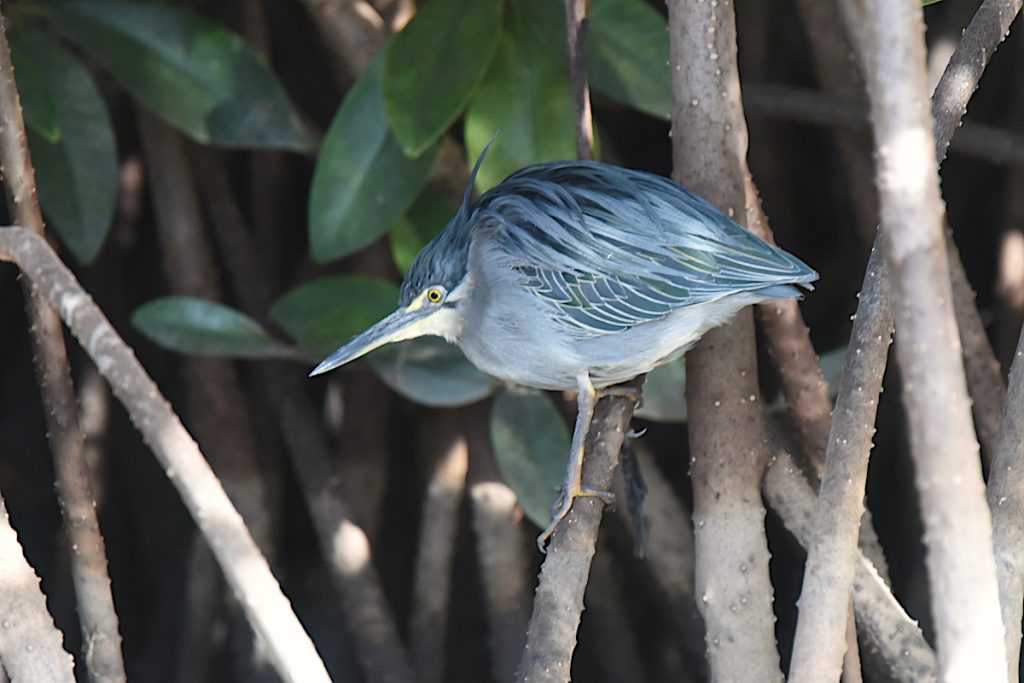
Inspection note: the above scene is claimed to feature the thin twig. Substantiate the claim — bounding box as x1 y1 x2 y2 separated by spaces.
563 0 594 161
989 322 1024 680
858 1 1006 679
410 411 469 683
516 381 642 683
788 242 894 681
0 492 75 683
0 12 126 682
0 226 332 683
762 452 938 683
666 1 783 679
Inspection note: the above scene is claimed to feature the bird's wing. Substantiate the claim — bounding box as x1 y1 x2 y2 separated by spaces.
473 162 817 333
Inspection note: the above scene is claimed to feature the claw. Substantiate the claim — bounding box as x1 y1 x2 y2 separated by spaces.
537 372 620 552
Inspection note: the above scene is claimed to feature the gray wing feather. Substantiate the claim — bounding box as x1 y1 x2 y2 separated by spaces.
472 161 818 333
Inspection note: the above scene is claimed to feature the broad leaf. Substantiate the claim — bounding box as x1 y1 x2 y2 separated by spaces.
269 275 399 357
490 391 569 528
389 191 453 274
370 337 495 407
464 0 576 191
588 0 671 120
132 296 294 358
13 29 117 264
384 0 502 157
635 360 687 423
10 30 59 142
310 50 440 263
41 0 313 150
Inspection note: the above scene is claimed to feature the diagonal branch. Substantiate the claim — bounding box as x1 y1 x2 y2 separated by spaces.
787 241 894 681
0 226 332 683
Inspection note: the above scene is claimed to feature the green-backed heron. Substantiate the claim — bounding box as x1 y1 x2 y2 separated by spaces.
311 148 817 548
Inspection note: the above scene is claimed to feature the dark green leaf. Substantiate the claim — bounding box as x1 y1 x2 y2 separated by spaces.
9 30 60 142
132 296 294 358
490 391 569 528
369 337 495 407
634 360 687 423
384 0 502 157
310 50 440 263
14 29 117 264
389 191 454 274
588 0 671 120
41 0 313 150
269 275 399 357
464 0 577 191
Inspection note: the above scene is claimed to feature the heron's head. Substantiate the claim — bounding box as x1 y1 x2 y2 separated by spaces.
309 137 495 377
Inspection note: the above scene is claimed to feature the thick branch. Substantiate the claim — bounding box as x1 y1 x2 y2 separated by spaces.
788 242 894 681
667 1 782 680
989 323 1024 679
0 493 75 682
516 383 641 683
0 227 332 683
859 1 1005 679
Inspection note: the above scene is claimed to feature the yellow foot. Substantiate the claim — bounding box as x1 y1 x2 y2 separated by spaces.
536 485 616 552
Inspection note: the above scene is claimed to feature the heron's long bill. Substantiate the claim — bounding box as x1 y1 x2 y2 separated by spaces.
309 305 438 377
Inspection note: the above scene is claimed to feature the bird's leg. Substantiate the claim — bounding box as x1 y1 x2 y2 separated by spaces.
537 372 617 551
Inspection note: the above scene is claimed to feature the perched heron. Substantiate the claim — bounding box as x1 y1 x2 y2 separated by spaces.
311 147 817 548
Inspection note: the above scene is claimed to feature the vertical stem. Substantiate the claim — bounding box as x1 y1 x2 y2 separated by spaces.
859 1 1006 680
563 0 594 160
0 10 126 682
667 1 783 680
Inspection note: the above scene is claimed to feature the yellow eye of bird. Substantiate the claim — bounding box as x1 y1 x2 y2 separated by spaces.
426 288 443 303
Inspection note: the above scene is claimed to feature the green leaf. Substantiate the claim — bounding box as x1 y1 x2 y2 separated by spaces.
269 275 399 357
384 0 503 157
310 50 440 263
10 30 60 142
13 29 117 264
132 296 293 358
634 360 687 423
389 191 453 274
490 391 569 528
588 0 672 120
464 0 577 192
369 337 496 407
41 0 313 150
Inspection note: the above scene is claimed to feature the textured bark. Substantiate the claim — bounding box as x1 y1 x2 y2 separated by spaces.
667 1 783 679
788 243 894 682
858 1 1006 680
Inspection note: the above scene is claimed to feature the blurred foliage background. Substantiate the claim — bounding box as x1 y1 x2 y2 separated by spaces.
0 0 1020 680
